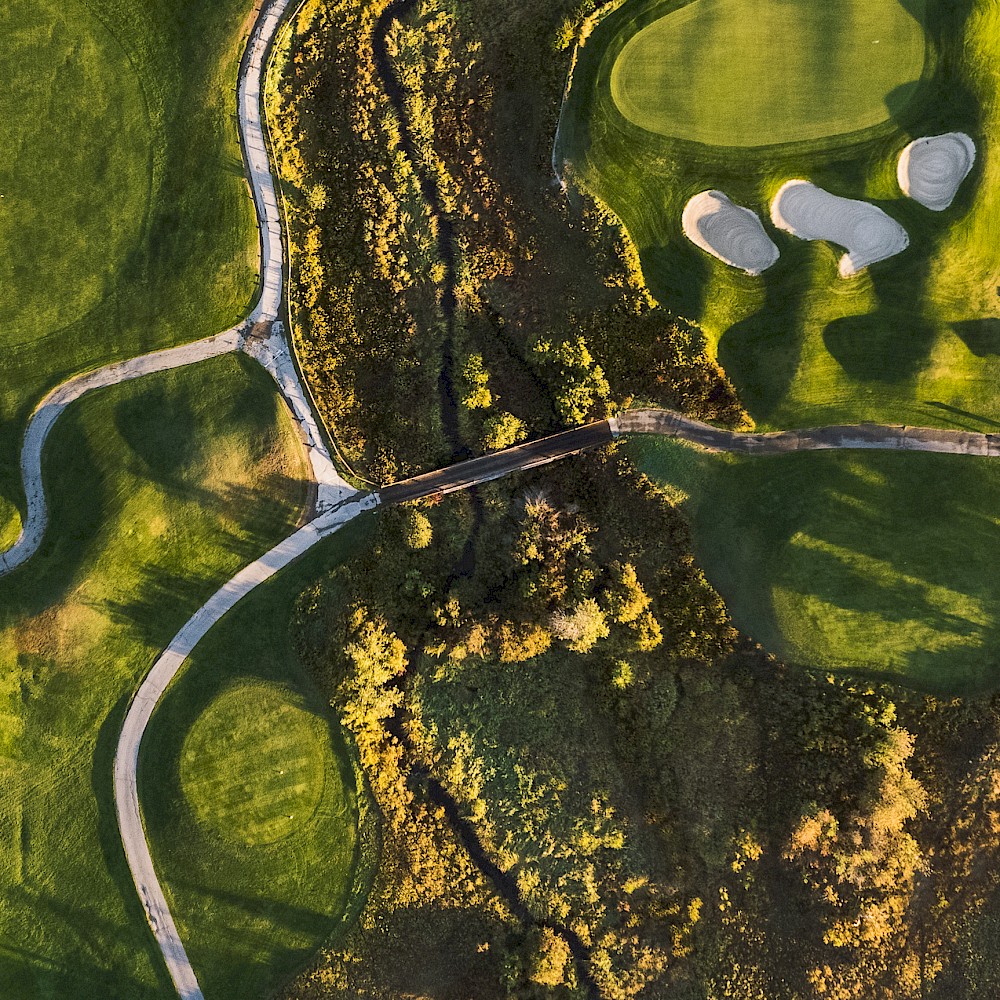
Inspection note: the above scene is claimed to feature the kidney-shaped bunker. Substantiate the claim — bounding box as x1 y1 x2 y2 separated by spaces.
898 132 976 211
682 190 779 275
770 180 909 277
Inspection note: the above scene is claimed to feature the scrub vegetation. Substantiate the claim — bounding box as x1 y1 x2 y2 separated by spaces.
279 456 1000 1000
139 522 371 1000
0 356 308 998
265 0 1000 996
0 0 261 540
266 0 744 484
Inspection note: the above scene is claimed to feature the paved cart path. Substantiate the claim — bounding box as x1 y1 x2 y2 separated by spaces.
614 409 1000 457
6 0 1000 995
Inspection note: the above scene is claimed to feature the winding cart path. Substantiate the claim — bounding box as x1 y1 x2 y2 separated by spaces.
4 1 1000 997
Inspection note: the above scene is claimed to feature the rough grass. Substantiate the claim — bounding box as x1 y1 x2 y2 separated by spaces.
562 0 1000 689
610 0 928 147
633 436 1000 694
140 520 372 1000
559 0 1000 432
0 0 261 538
0 355 310 998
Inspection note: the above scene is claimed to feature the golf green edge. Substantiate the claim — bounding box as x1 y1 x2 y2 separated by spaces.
562 0 1000 690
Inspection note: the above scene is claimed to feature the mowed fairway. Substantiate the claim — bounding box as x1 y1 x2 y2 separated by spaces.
633 438 1000 694
611 0 928 147
0 0 261 541
561 0 1000 688
0 356 311 997
140 523 372 1000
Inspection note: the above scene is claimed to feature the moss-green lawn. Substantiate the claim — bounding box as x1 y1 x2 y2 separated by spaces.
0 355 328 997
562 0 1000 688
610 0 928 147
0 0 261 542
140 517 373 1000
633 437 1000 694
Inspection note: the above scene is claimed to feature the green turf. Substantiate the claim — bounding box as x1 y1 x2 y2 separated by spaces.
633 436 1000 694
139 518 372 1000
610 0 929 147
559 0 1000 432
0 0 260 539
179 683 330 847
0 355 311 998
562 0 1000 688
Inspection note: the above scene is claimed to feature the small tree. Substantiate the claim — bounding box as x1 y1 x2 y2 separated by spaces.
403 509 432 549
530 927 573 987
551 598 609 653
482 411 527 451
461 353 493 410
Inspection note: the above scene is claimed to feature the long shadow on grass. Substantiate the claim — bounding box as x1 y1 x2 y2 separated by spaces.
92 692 178 999
0 937 161 1000
716 245 812 423
686 450 1000 691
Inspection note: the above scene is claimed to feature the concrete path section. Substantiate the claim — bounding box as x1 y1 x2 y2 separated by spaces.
0 329 242 578
236 0 353 506
616 408 1000 458
113 493 376 1000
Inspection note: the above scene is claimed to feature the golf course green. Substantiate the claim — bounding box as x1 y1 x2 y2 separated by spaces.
560 0 1000 688
611 0 929 147
139 521 372 1000
0 356 314 997
0 0 260 543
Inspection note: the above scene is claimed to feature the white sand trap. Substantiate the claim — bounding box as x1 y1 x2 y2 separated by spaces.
681 190 779 275
770 180 909 277
898 132 976 211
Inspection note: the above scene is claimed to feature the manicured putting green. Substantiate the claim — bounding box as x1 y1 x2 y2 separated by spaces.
141 522 372 1000
180 681 329 847
634 437 1000 693
611 0 928 147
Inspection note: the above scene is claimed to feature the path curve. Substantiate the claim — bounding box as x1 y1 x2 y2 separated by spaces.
113 494 375 1000
106 2 359 997
614 409 1000 457
0 0 351 582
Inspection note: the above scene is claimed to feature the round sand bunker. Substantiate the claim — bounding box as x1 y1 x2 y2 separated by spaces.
682 190 779 275
770 180 909 278
898 132 976 211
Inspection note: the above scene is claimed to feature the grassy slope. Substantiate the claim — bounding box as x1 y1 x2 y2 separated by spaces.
633 436 1000 694
139 519 373 1000
610 0 927 147
562 0 1000 688
560 0 1000 432
0 355 310 998
0 0 260 537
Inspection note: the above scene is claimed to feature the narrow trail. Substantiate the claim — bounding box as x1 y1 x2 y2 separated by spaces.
110 2 363 997
615 409 1000 457
7 0 1000 995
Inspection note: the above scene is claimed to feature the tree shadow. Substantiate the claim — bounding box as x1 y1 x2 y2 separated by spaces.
113 384 203 485
951 319 1000 358
716 245 812 422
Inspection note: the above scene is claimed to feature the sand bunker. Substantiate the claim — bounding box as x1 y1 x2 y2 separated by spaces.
770 180 909 277
681 190 779 275
898 132 976 211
